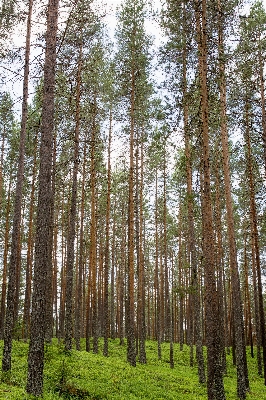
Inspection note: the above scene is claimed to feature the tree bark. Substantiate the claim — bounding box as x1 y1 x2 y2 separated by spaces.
22 134 38 341
182 3 205 380
2 0 33 372
103 109 112 356
195 1 225 398
0 178 12 340
26 0 59 394
127 62 136 367
244 97 266 385
64 41 82 351
75 139 87 350
218 3 249 396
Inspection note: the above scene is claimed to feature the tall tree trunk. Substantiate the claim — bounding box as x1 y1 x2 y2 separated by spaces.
138 131 146 364
58 188 68 340
110 209 116 340
26 0 59 394
64 41 82 351
243 232 254 360
218 3 249 396
75 140 87 350
53 201 59 339
195 1 225 398
0 178 12 339
119 206 126 345
2 0 33 372
126 63 136 367
214 157 227 375
103 109 112 356
244 97 266 384
155 168 161 359
178 207 184 351
90 94 98 354
45 133 56 343
22 134 38 341
182 3 205 380
163 152 171 344
251 233 262 375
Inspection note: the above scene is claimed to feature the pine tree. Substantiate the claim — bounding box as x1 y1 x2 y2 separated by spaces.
195 0 225 397
115 0 152 367
2 0 33 372
26 0 59 395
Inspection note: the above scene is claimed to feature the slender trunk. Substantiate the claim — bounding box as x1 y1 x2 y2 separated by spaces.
45 133 56 342
163 153 171 344
64 41 82 351
214 159 227 375
155 169 161 359
243 232 254 360
110 211 116 339
218 4 248 396
75 141 87 350
90 94 98 353
126 60 136 367
2 0 33 372
138 132 146 364
53 203 59 339
86 258 92 352
251 234 262 375
58 188 68 340
0 179 12 339
178 207 184 351
103 109 112 356
182 3 205 379
244 97 266 384
119 206 126 345
135 129 140 356
22 135 38 341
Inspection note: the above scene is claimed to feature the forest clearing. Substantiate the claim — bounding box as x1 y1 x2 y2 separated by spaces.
0 0 266 399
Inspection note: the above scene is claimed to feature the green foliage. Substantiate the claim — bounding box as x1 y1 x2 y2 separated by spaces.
0 340 265 399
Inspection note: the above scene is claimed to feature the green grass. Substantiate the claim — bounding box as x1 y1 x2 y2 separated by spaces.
0 339 265 399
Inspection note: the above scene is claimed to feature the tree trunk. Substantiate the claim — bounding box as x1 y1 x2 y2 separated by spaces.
90 94 98 354
138 131 146 364
0 178 12 340
22 134 38 341
26 0 59 394
195 1 225 398
64 41 82 351
127 63 136 367
182 4 205 379
155 168 162 359
178 207 184 351
103 109 112 356
214 157 227 375
244 96 266 384
2 0 33 372
75 139 87 350
218 3 248 396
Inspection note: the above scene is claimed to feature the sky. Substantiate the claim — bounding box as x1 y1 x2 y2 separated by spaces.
5 0 266 113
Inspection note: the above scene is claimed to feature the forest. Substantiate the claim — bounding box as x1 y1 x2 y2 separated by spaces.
0 0 266 399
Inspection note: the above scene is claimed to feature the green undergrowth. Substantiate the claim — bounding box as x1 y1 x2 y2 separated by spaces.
0 339 265 399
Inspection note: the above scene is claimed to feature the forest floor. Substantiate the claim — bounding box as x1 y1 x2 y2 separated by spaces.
0 339 265 399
